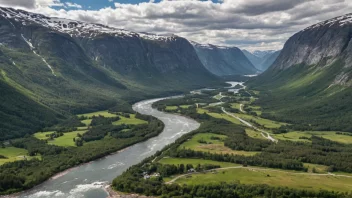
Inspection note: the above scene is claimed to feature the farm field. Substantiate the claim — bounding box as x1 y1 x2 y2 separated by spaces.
77 110 118 119
165 106 178 110
112 114 147 125
81 119 92 126
180 133 259 156
233 112 285 129
303 163 329 173
248 105 262 115
230 103 241 110
0 147 41 165
274 131 352 144
245 129 266 140
197 108 242 125
174 167 352 192
159 157 240 168
165 105 192 111
34 131 87 147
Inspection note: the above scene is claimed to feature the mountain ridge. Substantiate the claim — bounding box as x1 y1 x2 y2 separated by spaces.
191 41 258 76
0 6 220 139
247 12 352 132
242 49 280 71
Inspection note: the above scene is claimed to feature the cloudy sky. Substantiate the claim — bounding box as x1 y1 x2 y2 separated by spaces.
1 0 351 51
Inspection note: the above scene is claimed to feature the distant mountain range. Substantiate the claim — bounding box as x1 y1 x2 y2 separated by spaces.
248 13 352 132
0 6 278 139
191 41 258 76
242 50 281 71
0 7 220 139
252 50 276 58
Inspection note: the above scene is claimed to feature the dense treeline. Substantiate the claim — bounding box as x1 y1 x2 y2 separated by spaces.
11 137 65 156
0 114 164 195
153 94 218 111
172 149 305 171
90 115 120 126
82 113 163 142
108 103 134 114
263 136 352 173
43 116 85 132
248 63 352 132
146 163 219 178
114 175 349 198
0 81 61 140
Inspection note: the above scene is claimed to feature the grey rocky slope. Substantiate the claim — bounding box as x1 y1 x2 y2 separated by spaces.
191 42 258 76
266 13 352 86
247 13 352 132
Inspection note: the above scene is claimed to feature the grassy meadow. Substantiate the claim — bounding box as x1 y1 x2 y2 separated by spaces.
113 114 147 125
159 157 240 168
34 130 87 147
197 108 242 125
0 147 41 165
174 167 352 192
180 133 259 156
274 131 352 144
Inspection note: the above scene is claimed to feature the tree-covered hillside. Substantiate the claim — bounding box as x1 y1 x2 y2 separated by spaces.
0 7 220 139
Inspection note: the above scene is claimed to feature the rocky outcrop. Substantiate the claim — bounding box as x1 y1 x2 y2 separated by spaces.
270 13 352 86
273 14 352 69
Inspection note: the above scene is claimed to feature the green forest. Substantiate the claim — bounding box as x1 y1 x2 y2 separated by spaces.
0 109 164 195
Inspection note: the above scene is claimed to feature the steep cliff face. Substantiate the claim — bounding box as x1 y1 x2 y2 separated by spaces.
0 7 219 139
269 13 352 85
191 42 258 76
247 13 352 132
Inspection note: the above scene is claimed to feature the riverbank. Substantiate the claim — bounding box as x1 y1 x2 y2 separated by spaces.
106 185 154 198
1 97 199 198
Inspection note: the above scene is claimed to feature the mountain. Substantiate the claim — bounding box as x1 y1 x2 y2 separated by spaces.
242 50 263 70
259 50 281 71
248 13 352 132
242 50 281 71
253 50 276 58
0 7 219 139
191 42 258 76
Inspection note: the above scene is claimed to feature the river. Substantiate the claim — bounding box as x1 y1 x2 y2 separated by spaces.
17 97 200 198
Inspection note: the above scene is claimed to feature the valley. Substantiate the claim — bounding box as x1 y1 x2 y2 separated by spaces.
0 3 352 198
112 82 352 197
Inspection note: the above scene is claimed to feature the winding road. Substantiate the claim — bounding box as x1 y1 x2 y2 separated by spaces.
239 104 246 113
221 107 277 142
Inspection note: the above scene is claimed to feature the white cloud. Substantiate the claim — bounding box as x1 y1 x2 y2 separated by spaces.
65 2 82 9
0 0 351 51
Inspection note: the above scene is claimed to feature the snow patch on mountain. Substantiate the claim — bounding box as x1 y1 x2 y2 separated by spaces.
252 50 276 58
0 7 176 41
304 13 352 31
21 34 56 76
190 41 231 50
